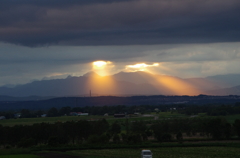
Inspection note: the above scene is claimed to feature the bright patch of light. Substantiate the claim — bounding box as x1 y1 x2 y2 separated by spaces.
93 61 107 68
92 60 114 76
126 63 159 72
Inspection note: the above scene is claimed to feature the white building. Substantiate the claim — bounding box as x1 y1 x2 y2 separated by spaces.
0 116 6 120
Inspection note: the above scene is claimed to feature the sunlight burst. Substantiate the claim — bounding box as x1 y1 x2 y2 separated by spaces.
126 63 159 72
92 60 114 76
93 61 107 68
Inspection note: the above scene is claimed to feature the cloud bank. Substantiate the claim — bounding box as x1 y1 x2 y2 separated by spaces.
0 42 240 86
1 0 240 46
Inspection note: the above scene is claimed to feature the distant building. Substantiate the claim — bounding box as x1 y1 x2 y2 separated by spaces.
70 112 89 116
134 112 140 115
70 112 78 116
14 113 21 118
78 113 89 116
0 116 6 120
41 114 47 117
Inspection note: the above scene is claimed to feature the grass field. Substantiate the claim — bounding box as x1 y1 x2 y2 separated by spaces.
1 112 240 127
0 154 41 158
0 112 187 127
0 114 155 126
0 115 107 126
224 114 240 124
1 146 240 158
69 146 240 158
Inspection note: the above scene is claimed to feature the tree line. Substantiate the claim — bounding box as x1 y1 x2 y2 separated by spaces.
1 117 240 148
1 102 240 119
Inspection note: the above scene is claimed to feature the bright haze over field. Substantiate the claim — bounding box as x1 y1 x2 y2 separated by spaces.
0 0 240 91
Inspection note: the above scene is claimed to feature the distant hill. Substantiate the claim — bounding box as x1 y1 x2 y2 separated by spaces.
206 74 240 87
206 85 240 95
184 78 223 91
1 95 240 111
0 95 55 101
0 71 239 98
0 72 160 97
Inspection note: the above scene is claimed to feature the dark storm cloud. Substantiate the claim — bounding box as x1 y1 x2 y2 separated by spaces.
0 0 240 46
0 0 130 8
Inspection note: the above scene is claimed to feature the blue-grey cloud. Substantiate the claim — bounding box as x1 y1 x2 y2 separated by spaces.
0 0 240 46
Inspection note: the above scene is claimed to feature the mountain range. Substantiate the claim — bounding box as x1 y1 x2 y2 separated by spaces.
0 71 240 97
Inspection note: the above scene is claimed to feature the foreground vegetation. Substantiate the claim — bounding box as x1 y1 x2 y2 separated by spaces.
1 103 240 157
3 144 240 158
1 115 240 148
69 146 240 158
1 111 239 127
0 154 40 158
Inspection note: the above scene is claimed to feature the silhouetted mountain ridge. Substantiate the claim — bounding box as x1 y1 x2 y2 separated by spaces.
0 71 239 97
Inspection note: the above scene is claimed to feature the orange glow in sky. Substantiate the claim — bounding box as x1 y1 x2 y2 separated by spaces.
85 73 119 96
86 61 203 96
155 75 201 95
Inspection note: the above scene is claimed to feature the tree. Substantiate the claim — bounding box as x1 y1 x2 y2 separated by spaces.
110 121 121 135
176 131 183 143
34 110 44 117
234 119 240 138
91 119 109 136
87 135 101 144
125 119 130 134
76 120 91 142
131 120 147 135
47 107 58 117
112 134 120 144
205 118 226 140
20 109 31 118
64 121 77 144
127 133 142 144
224 123 232 139
151 123 164 142
59 106 71 116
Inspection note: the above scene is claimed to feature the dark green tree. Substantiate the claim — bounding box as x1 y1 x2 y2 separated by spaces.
47 107 59 117
20 109 31 118
112 134 120 144
59 106 71 116
176 131 183 143
110 121 121 135
234 119 240 138
131 120 147 134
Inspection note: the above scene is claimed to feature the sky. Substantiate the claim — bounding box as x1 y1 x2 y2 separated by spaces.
0 0 240 86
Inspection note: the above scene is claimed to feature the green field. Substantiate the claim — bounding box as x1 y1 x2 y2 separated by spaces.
0 115 156 126
1 112 240 127
0 112 188 127
3 146 240 158
0 154 40 158
0 115 107 126
69 146 240 158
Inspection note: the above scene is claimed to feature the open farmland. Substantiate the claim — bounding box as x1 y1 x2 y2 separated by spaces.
0 114 156 127
68 146 240 158
0 154 41 158
1 112 240 127
0 112 190 127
